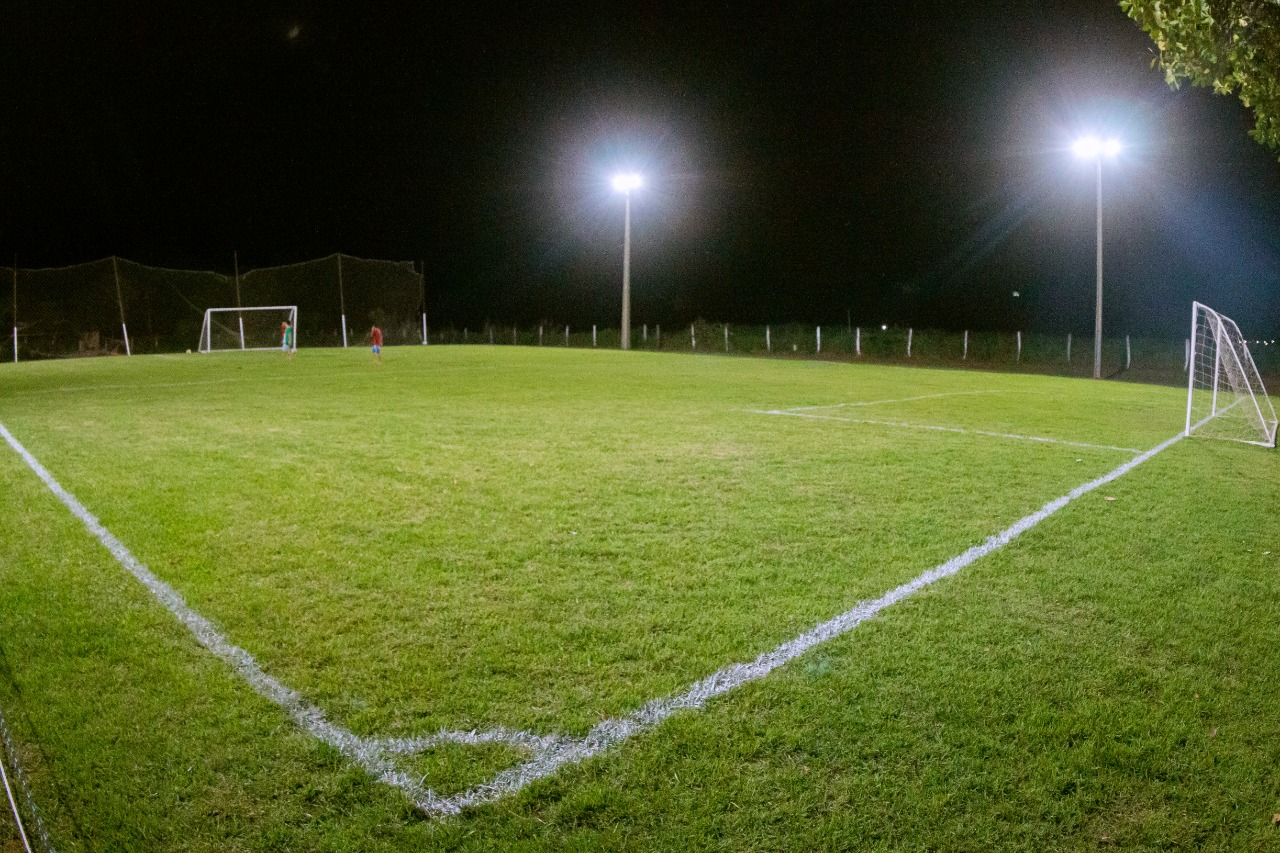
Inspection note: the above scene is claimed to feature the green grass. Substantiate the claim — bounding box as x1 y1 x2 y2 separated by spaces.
1 346 1278 851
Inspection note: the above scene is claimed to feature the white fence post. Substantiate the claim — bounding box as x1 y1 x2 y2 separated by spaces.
422 313 428 345
539 325 543 346
816 326 821 354
724 324 729 352
1067 332 1072 363
1016 330 1022 363
564 325 569 345
766 325 771 353
643 324 648 342
691 323 696 349
855 326 861 357
592 325 597 347
907 327 913 358
1126 334 1131 370
963 329 968 360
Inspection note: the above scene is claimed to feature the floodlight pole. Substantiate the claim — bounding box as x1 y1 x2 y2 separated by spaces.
621 190 632 350
1093 157 1103 380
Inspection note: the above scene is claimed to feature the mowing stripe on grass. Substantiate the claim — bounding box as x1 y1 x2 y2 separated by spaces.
0 702 52 853
755 409 1144 454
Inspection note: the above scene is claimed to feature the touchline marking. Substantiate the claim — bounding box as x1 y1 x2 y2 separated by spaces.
754 409 1144 454
0 422 451 814
1 416 1182 819
408 431 1184 815
785 390 1005 412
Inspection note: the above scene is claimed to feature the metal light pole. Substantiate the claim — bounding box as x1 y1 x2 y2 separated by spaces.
612 173 642 350
1073 136 1121 379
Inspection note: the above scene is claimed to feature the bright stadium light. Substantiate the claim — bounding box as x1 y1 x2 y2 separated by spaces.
613 173 643 349
612 173 643 193
1073 135 1122 379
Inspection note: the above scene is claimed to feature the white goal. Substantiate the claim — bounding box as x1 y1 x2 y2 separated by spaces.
1185 301 1277 447
198 306 298 354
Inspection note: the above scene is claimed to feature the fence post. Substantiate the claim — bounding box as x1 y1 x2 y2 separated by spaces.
1067 332 1072 363
489 325 494 345
464 328 468 342
816 326 821 354
592 325 597 347
643 323 647 342
422 314 428 345
963 329 968 360
656 324 660 346
564 325 569 346
1126 334 1131 370
907 328 913 358
1016 330 1022 363
691 323 696 349
724 324 729 352
856 326 861 357
539 325 543 346
766 325 771 353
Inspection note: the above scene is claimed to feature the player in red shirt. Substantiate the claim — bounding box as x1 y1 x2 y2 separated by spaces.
370 325 383 364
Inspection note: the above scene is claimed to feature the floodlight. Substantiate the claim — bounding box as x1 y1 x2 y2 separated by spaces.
1073 136 1102 159
1073 136 1121 159
612 173 643 193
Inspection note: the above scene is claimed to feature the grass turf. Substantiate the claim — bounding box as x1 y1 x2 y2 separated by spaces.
1 346 1278 850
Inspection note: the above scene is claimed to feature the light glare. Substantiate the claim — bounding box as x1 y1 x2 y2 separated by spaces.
612 173 643 193
1073 136 1122 159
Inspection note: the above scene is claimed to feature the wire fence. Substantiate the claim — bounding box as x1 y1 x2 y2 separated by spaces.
425 321 1280 386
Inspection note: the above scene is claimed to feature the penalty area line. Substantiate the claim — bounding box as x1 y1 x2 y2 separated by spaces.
753 409 1144 454
784 389 1007 412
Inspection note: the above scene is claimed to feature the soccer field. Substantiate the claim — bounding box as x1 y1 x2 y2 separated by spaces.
2 347 1279 851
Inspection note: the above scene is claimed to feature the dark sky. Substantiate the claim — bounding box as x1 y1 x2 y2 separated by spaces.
4 1 1280 335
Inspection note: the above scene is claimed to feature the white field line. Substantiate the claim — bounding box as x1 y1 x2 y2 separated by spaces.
385 431 1185 815
786 390 1005 412
0 701 52 853
2 415 1183 820
755 409 1144 454
0 422 456 814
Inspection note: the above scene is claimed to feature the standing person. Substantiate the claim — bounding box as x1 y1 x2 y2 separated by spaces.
281 319 294 359
370 325 383 364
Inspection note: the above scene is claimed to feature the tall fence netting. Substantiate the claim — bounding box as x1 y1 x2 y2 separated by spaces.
0 254 423 360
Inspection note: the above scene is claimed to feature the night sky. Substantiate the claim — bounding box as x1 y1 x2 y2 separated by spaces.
4 1 1280 335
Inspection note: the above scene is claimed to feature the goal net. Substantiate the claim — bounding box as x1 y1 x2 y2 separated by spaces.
198 306 298 353
1185 301 1277 447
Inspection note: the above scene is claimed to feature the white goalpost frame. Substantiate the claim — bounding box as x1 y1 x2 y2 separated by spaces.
199 306 298 354
1184 301 1277 447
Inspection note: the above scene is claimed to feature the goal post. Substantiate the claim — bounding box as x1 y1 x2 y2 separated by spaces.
198 306 298 354
1185 301 1277 447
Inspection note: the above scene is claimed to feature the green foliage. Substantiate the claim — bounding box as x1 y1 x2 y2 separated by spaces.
1122 0 1280 153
